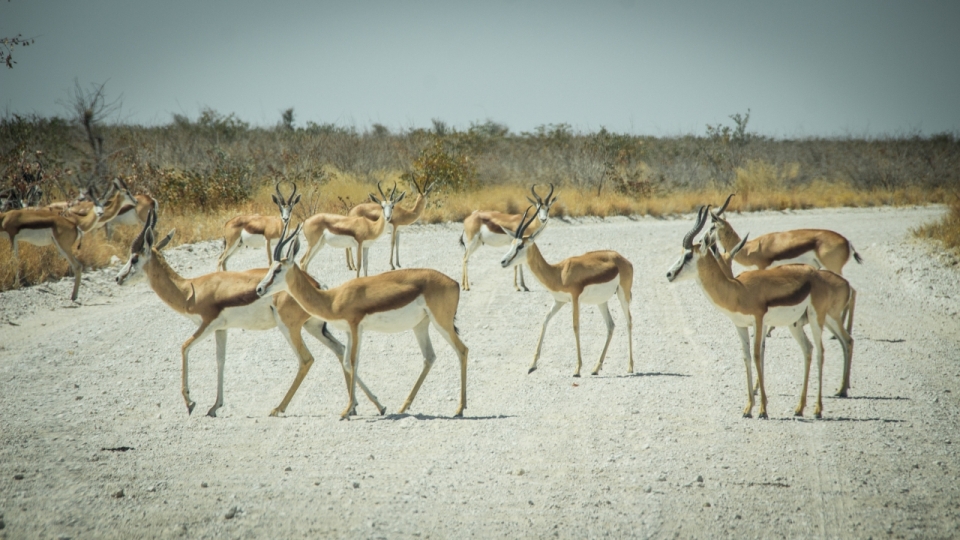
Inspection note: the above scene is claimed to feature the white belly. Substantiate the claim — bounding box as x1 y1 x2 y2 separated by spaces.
215 300 277 330
240 230 267 248
328 296 428 334
112 208 141 226
16 228 55 247
765 253 822 270
323 231 359 249
548 277 620 305
714 300 810 329
478 226 512 247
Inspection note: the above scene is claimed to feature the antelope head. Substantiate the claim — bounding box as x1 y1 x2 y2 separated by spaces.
707 193 735 236
371 181 405 223
666 206 709 283
272 182 302 224
500 206 548 269
116 208 174 285
257 222 303 297
526 183 558 223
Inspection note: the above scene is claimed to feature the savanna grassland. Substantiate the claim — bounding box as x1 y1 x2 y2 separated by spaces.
2 107 958 292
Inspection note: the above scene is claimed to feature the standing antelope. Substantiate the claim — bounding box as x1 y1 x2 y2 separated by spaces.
345 177 435 270
217 183 302 271
257 224 469 419
299 182 403 278
460 184 558 292
115 209 384 417
500 207 634 377
666 207 855 418
1 208 87 301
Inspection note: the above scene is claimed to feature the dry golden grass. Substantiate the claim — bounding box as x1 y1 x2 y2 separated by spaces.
914 195 960 252
0 168 949 294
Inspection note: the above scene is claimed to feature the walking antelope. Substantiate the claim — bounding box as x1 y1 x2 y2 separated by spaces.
299 182 403 278
345 177 435 271
217 183 302 271
56 179 138 233
1 207 87 301
257 224 469 419
666 207 855 418
460 184 558 292
115 209 385 417
500 207 634 377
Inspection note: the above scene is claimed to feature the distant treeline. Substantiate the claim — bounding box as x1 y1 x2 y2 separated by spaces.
3 109 958 211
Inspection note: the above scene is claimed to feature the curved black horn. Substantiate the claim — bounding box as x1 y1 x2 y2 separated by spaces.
545 183 555 204
682 206 708 250
530 184 542 205
731 233 749 260
516 205 538 238
290 182 298 200
376 181 387 200
274 221 297 261
717 193 735 216
390 181 398 200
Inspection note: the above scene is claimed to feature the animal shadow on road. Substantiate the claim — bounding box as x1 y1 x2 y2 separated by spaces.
370 413 518 422
591 371 690 380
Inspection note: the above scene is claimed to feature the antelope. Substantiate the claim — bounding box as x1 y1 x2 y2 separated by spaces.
115 209 385 417
345 177 435 271
256 223 469 419
460 184 558 292
1 207 87 301
104 192 158 237
299 182 403 278
217 183 302 271
666 207 855 418
710 228 857 397
500 207 634 377
53 179 138 233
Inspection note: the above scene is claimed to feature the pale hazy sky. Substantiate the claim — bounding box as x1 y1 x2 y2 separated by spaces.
2 1 959 137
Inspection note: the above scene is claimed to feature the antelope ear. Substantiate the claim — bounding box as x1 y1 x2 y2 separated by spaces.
144 227 156 250
528 220 548 241
500 224 519 237
272 194 281 206
156 229 176 251
291 194 301 206
395 191 406 203
526 196 537 206
369 193 379 203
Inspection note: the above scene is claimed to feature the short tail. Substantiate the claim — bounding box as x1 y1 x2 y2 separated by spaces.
458 232 465 250
850 242 863 264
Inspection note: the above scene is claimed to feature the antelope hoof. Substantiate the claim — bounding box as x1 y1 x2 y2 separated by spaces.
378 405 387 416
454 410 464 418
815 412 823 419
572 373 581 378
793 409 804 417
835 389 848 398
528 366 537 374
758 412 769 420
742 411 752 418
186 401 196 415
206 406 219 417
269 408 281 417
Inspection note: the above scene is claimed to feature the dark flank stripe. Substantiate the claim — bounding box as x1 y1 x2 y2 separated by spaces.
481 219 506 235
213 288 263 311
243 223 269 235
768 281 811 307
580 264 620 288
365 286 422 315
772 239 818 262
19 220 58 230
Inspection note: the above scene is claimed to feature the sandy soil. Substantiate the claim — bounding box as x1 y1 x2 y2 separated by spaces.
1 205 959 539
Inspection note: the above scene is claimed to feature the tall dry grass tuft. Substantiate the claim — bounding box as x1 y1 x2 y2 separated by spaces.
914 195 960 252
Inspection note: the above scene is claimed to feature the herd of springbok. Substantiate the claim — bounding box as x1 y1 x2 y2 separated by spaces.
2 174 862 421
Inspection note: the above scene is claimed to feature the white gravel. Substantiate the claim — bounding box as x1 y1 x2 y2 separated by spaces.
1 205 959 539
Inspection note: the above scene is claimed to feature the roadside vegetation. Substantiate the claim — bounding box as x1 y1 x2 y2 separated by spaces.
2 101 958 293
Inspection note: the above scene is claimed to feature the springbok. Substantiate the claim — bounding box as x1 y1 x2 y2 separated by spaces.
345 177 435 271
217 183 302 271
1 207 88 301
116 209 384 417
500 207 634 377
460 184 558 292
666 207 855 418
256 223 469 419
299 182 403 278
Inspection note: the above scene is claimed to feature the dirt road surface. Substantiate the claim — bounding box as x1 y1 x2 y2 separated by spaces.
1 205 958 539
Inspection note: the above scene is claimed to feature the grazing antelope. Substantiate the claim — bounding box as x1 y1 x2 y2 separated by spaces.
500 207 634 377
217 183 302 271
345 177 435 270
115 209 385 417
299 182 403 278
666 207 855 418
1 207 86 301
460 184 558 292
256 224 469 419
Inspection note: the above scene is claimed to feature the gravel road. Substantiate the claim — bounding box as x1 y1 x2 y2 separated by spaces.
1 205 958 539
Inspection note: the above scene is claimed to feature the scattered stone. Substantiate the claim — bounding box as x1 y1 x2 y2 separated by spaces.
697 475 704 483
657 473 667 482
146 485 156 492
201 482 208 488
14 474 24 480
224 506 238 519
353 482 360 489
643 485 652 493
112 489 125 498
704 502 711 508
528 500 534 506
285 467 292 472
